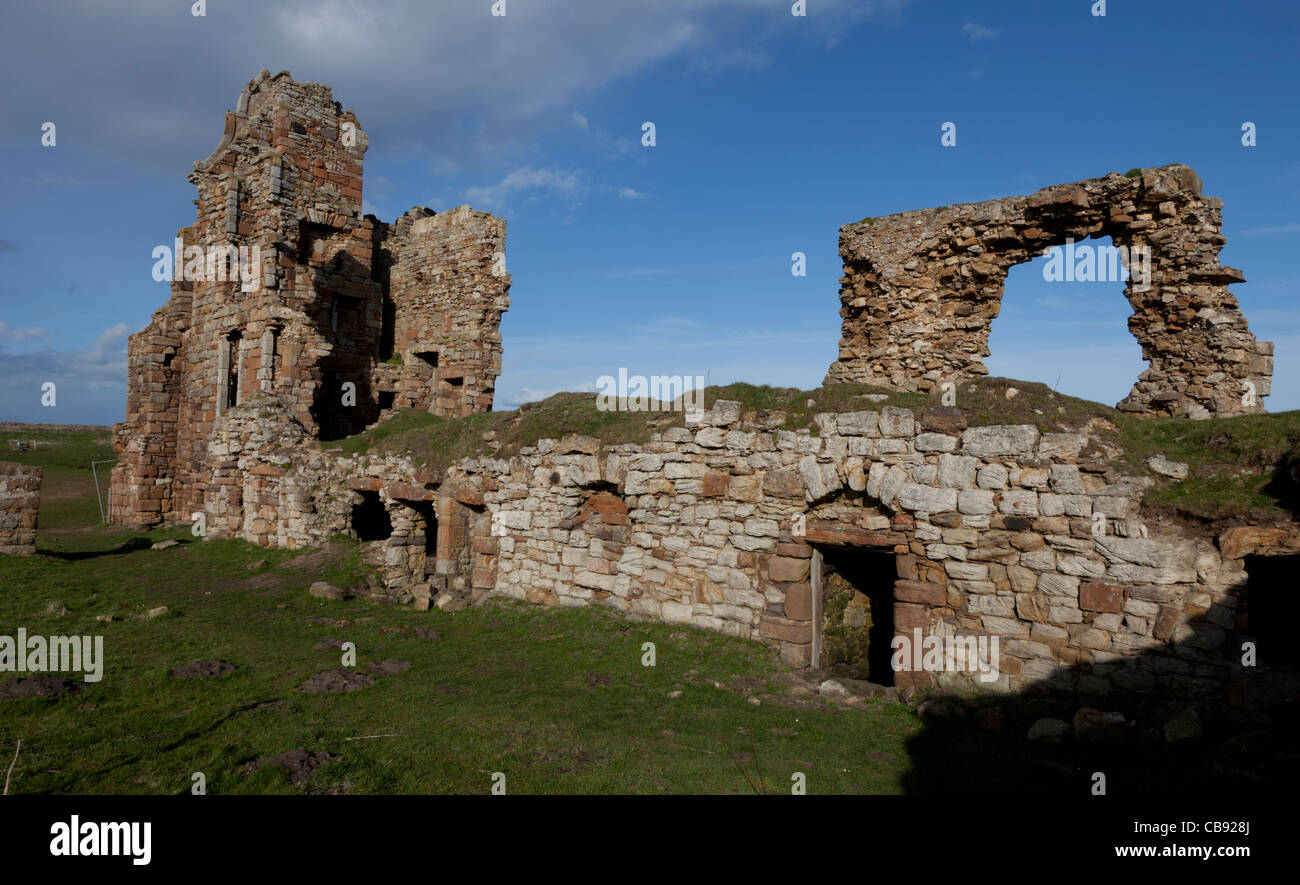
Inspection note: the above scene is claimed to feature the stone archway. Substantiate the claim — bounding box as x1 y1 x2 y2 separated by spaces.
825 165 1272 419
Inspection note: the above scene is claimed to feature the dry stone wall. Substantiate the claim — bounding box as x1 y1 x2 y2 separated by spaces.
0 463 41 555
826 165 1273 420
199 393 1257 698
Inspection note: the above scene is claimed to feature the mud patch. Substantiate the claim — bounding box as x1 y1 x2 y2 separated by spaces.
299 669 375 694
0 676 84 699
296 616 353 630
364 660 411 675
247 748 342 785
313 638 349 651
412 626 440 641
169 660 237 679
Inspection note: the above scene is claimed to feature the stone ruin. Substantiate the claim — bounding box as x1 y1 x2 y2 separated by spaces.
104 73 1297 700
825 165 1273 419
0 463 41 555
110 71 511 529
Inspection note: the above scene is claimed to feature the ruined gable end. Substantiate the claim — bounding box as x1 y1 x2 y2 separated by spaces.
825 165 1272 420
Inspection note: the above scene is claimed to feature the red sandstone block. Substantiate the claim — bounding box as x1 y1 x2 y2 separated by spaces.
1154 605 1180 640
785 583 812 621
894 580 946 606
802 523 904 548
385 483 433 501
894 602 929 631
583 494 628 516
894 669 934 692
454 485 484 507
1079 582 1124 613
702 470 729 498
759 616 812 644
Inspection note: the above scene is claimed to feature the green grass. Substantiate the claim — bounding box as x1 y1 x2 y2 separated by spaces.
0 523 921 794
1 414 1293 795
0 427 113 471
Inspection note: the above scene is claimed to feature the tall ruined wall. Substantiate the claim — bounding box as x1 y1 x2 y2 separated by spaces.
825 165 1273 420
375 205 510 417
111 71 509 528
204 392 1267 698
0 463 42 555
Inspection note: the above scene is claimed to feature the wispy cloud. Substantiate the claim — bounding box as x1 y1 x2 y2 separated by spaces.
464 166 587 209
961 22 1000 42
0 323 130 422
503 381 598 407
1240 223 1300 235
0 322 54 342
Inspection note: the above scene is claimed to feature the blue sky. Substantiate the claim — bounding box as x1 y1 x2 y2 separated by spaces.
1 0 1297 424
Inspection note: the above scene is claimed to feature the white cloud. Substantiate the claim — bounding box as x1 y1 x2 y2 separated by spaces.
464 166 587 209
0 323 130 423
503 381 597 407
0 322 54 343
618 187 648 200
0 0 908 175
1241 223 1300 235
961 22 1000 41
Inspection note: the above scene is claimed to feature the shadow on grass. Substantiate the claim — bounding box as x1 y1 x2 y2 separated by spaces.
38 535 194 561
1260 458 1300 518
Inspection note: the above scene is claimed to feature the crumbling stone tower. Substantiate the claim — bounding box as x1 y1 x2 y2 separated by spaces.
110 71 511 528
825 165 1272 419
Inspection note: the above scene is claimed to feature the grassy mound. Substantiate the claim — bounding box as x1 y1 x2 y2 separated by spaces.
327 379 1300 524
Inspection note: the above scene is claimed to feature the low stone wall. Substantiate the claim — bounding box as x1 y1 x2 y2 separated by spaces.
194 393 1267 698
448 402 1244 696
0 462 42 555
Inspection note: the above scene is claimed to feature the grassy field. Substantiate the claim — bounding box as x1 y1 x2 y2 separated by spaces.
2 411 1295 795
0 429 925 794
0 524 928 794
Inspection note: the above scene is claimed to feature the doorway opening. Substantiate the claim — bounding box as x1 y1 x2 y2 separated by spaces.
351 490 392 542
1240 554 1300 669
815 547 897 684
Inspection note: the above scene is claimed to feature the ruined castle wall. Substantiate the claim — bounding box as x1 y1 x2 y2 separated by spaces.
825 165 1273 420
0 463 42 555
193 392 1250 696
112 71 508 528
378 206 511 417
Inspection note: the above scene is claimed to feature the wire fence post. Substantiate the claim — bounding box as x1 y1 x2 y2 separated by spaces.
90 459 117 525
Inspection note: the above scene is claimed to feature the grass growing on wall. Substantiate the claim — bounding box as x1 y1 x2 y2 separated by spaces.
324 379 1300 523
